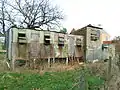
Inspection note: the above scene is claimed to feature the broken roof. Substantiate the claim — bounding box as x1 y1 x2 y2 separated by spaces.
86 24 103 29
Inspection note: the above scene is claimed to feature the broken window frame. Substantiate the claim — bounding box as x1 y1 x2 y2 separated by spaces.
76 38 82 47
18 32 27 44
44 33 51 45
58 37 64 46
90 33 99 41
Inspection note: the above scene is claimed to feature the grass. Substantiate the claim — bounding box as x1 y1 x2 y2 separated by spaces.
0 52 105 90
0 68 105 90
0 70 80 90
0 53 105 90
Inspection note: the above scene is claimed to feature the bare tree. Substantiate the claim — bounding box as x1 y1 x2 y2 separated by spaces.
0 0 63 49
0 0 7 49
5 0 64 29
0 0 16 34
0 0 5 35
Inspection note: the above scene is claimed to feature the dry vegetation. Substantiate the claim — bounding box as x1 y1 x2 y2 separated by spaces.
1 53 120 90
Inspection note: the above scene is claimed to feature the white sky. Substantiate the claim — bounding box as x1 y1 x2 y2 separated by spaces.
53 0 120 38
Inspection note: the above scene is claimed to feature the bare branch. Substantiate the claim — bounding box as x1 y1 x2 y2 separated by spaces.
1 0 64 30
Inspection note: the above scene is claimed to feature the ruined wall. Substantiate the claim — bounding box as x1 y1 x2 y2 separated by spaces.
68 35 84 58
7 28 84 62
54 33 68 58
17 29 55 59
70 26 109 60
70 27 86 60
86 27 102 60
68 35 75 57
12 28 30 60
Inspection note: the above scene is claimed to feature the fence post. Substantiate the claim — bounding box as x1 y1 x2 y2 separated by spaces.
118 55 120 71
79 66 88 90
108 56 112 80
104 56 112 90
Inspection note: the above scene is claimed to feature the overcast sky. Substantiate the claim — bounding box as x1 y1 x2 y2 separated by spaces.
54 0 120 39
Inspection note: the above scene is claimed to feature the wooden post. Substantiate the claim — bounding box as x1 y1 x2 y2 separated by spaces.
79 66 88 90
48 57 50 67
108 56 112 80
33 59 36 69
77 57 80 64
66 57 68 65
53 58 55 64
104 56 112 90
118 55 120 71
